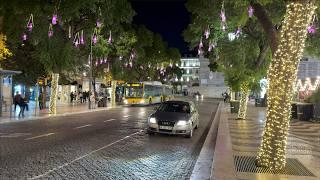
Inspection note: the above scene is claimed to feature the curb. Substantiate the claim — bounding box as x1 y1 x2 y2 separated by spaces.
0 106 121 125
190 102 222 180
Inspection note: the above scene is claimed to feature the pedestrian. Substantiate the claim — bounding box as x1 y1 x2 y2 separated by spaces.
14 91 21 111
24 94 29 111
70 92 74 103
18 96 27 117
79 92 83 103
38 92 43 110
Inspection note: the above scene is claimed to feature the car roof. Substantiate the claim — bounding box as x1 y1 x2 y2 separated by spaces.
163 100 190 105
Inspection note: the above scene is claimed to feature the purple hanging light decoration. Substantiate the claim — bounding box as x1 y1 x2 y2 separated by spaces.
199 37 203 48
148 64 151 68
48 24 53 38
204 26 210 39
73 32 80 47
307 25 316 34
108 31 112 44
248 6 254 18
52 14 57 25
235 27 242 37
68 26 72 39
104 57 107 63
96 20 102 28
92 34 97 44
27 14 34 32
80 30 85 45
22 33 27 41
220 2 227 31
169 62 173 68
119 56 123 60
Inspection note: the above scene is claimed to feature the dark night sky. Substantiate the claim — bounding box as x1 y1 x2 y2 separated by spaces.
130 0 192 55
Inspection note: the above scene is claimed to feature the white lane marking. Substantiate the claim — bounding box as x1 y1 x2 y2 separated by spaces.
73 124 92 129
24 133 55 141
0 133 32 138
123 115 130 118
104 119 116 122
29 130 143 180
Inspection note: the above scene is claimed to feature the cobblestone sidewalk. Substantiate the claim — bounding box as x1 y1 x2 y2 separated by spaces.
228 103 320 180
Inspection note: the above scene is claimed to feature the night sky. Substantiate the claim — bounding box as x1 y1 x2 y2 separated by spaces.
130 0 192 55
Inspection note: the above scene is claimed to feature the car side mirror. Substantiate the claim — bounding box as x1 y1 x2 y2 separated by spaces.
153 106 159 111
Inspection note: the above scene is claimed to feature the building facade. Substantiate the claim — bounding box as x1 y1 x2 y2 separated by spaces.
174 56 228 98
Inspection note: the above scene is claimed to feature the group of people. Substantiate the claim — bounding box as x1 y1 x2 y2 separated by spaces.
14 92 29 117
70 91 90 103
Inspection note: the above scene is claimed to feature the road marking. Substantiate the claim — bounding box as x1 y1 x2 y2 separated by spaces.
73 124 92 129
104 119 116 122
0 133 32 138
24 133 55 141
123 115 130 118
29 130 143 180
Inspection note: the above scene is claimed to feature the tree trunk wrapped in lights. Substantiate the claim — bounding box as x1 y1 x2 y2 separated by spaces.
256 1 317 170
49 73 59 114
111 80 116 106
237 81 249 120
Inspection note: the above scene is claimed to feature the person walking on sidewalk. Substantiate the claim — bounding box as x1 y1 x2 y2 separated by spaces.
70 92 74 103
18 96 27 117
14 92 21 111
38 92 43 110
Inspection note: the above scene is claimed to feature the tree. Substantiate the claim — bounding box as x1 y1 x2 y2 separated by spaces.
0 34 11 61
0 0 136 113
184 0 319 170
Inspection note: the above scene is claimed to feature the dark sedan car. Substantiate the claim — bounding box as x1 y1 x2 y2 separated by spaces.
147 100 199 138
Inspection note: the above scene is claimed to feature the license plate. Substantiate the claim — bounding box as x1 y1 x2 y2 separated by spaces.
159 126 173 130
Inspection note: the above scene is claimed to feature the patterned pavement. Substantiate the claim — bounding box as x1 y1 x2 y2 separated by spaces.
228 103 320 180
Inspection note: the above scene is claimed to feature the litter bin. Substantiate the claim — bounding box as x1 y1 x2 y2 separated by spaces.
297 103 313 121
230 100 240 114
97 97 108 107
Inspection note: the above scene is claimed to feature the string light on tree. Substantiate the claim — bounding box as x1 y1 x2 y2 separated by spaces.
237 81 249 120
256 2 317 170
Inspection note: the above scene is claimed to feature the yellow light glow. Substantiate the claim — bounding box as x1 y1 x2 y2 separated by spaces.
256 2 317 170
237 81 249 120
49 73 59 114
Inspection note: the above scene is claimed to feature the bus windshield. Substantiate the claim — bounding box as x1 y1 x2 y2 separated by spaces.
125 86 143 97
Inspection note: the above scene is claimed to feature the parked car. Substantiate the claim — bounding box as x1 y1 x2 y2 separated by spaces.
147 100 199 138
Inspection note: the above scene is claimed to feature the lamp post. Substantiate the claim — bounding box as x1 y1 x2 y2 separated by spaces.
88 33 94 110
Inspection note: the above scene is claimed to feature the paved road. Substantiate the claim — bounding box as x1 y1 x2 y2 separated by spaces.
0 98 218 179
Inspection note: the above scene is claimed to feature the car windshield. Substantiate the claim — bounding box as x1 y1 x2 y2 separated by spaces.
158 102 190 113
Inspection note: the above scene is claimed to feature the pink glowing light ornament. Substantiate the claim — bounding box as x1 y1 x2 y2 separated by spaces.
96 20 102 28
80 30 85 45
248 6 254 18
26 14 34 32
48 24 53 38
307 25 316 34
199 37 203 48
235 27 242 37
52 14 57 25
108 31 112 44
104 58 107 63
220 10 226 23
22 33 27 41
95 61 98 66
204 26 210 39
220 3 227 32
198 48 202 56
92 35 98 44
73 32 80 47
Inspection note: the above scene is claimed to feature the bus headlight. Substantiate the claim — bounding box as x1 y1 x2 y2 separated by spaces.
140 99 145 104
124 99 128 104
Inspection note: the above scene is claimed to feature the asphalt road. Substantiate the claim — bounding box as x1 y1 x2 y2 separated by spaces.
0 98 218 180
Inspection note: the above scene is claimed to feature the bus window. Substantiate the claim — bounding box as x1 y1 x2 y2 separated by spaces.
125 86 143 97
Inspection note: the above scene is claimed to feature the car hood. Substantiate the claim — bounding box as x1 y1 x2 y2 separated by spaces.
152 111 191 122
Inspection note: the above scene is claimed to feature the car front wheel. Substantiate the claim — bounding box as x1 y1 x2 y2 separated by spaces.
185 128 193 138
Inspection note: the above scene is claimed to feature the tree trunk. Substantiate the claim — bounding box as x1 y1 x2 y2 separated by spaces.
42 85 47 109
237 81 250 120
111 80 116 106
49 73 59 114
256 2 317 170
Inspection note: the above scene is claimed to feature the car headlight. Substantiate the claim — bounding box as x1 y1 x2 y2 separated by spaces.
177 120 187 126
149 117 156 124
